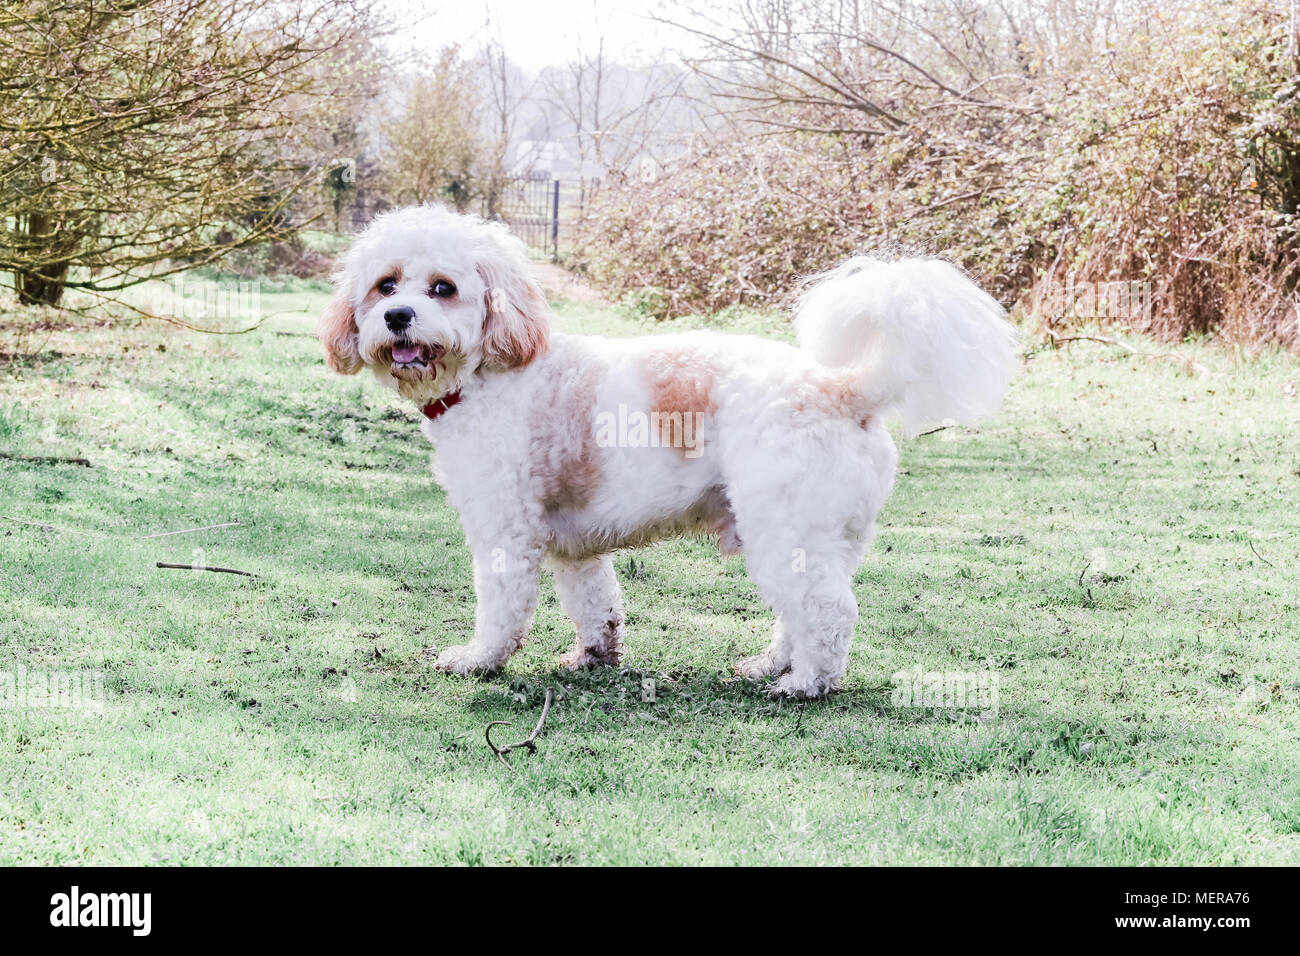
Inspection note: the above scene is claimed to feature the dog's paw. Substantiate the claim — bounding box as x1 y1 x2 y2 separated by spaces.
559 646 621 670
767 671 839 699
434 644 500 676
734 651 790 680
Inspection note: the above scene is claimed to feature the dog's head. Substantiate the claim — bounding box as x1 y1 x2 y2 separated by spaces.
318 205 551 402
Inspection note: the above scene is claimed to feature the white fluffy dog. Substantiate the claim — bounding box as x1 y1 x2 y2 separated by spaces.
319 205 1017 697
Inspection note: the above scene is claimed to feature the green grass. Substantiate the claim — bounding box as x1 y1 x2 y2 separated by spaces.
1 280 1298 865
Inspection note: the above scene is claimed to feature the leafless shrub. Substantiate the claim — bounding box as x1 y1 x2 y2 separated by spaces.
0 0 381 309
574 0 1299 349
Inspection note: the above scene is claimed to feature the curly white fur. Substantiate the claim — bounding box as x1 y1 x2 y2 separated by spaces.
319 205 1018 698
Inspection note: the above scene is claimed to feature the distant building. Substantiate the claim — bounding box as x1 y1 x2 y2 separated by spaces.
511 139 605 180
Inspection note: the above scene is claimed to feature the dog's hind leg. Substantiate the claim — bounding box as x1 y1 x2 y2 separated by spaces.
725 422 894 696
724 457 876 695
768 574 859 698
550 554 625 669
738 539 860 697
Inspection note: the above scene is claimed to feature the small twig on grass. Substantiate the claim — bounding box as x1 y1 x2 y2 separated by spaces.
916 425 950 437
1247 538 1274 567
139 520 240 540
485 688 554 772
156 561 256 578
1044 329 1192 369
1077 559 1094 607
0 452 91 467
780 702 807 739
1046 329 1141 354
1 515 93 535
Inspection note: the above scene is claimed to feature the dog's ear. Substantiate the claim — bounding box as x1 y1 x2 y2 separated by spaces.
318 286 363 374
476 248 550 370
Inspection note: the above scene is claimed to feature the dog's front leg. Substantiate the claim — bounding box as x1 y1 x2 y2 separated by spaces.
435 542 543 676
551 554 626 669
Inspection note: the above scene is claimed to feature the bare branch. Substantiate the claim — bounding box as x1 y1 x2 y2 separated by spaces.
484 688 555 772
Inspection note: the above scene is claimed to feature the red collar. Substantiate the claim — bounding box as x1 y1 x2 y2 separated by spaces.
422 391 462 421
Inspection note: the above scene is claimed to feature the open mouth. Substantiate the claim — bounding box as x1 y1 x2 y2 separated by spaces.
389 341 444 372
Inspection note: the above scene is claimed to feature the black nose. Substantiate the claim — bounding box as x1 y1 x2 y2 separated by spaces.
384 306 414 331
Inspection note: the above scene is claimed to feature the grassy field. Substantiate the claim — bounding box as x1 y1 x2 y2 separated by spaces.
1 277 1298 865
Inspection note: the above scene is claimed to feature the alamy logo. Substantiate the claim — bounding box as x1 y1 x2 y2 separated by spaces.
891 666 999 717
0 665 104 714
49 886 151 936
1041 277 1151 322
594 403 705 458
149 275 260 324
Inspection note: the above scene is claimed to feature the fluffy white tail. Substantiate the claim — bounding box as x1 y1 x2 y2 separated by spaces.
795 256 1019 436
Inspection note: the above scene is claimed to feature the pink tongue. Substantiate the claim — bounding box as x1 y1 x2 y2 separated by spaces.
392 344 421 363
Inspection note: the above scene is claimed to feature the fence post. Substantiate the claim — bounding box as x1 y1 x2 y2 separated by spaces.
551 179 560 263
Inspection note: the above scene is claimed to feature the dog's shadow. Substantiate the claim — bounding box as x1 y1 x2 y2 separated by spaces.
458 664 971 727
448 663 1192 784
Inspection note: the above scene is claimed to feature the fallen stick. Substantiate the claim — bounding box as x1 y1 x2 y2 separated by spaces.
485 688 554 772
139 520 241 540
1046 330 1140 354
156 561 256 578
0 452 91 467
1044 329 1184 365
1247 538 1274 567
779 703 807 739
1 515 93 535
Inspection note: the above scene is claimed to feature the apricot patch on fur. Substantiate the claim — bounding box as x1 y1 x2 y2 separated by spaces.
534 366 603 511
642 347 717 457
792 369 874 429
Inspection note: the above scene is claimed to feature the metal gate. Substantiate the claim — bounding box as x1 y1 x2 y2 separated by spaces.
481 174 560 261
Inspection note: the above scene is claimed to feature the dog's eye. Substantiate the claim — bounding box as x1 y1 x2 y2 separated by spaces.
377 277 397 296
429 280 456 298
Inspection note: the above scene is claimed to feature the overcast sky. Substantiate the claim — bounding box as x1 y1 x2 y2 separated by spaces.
398 0 699 71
